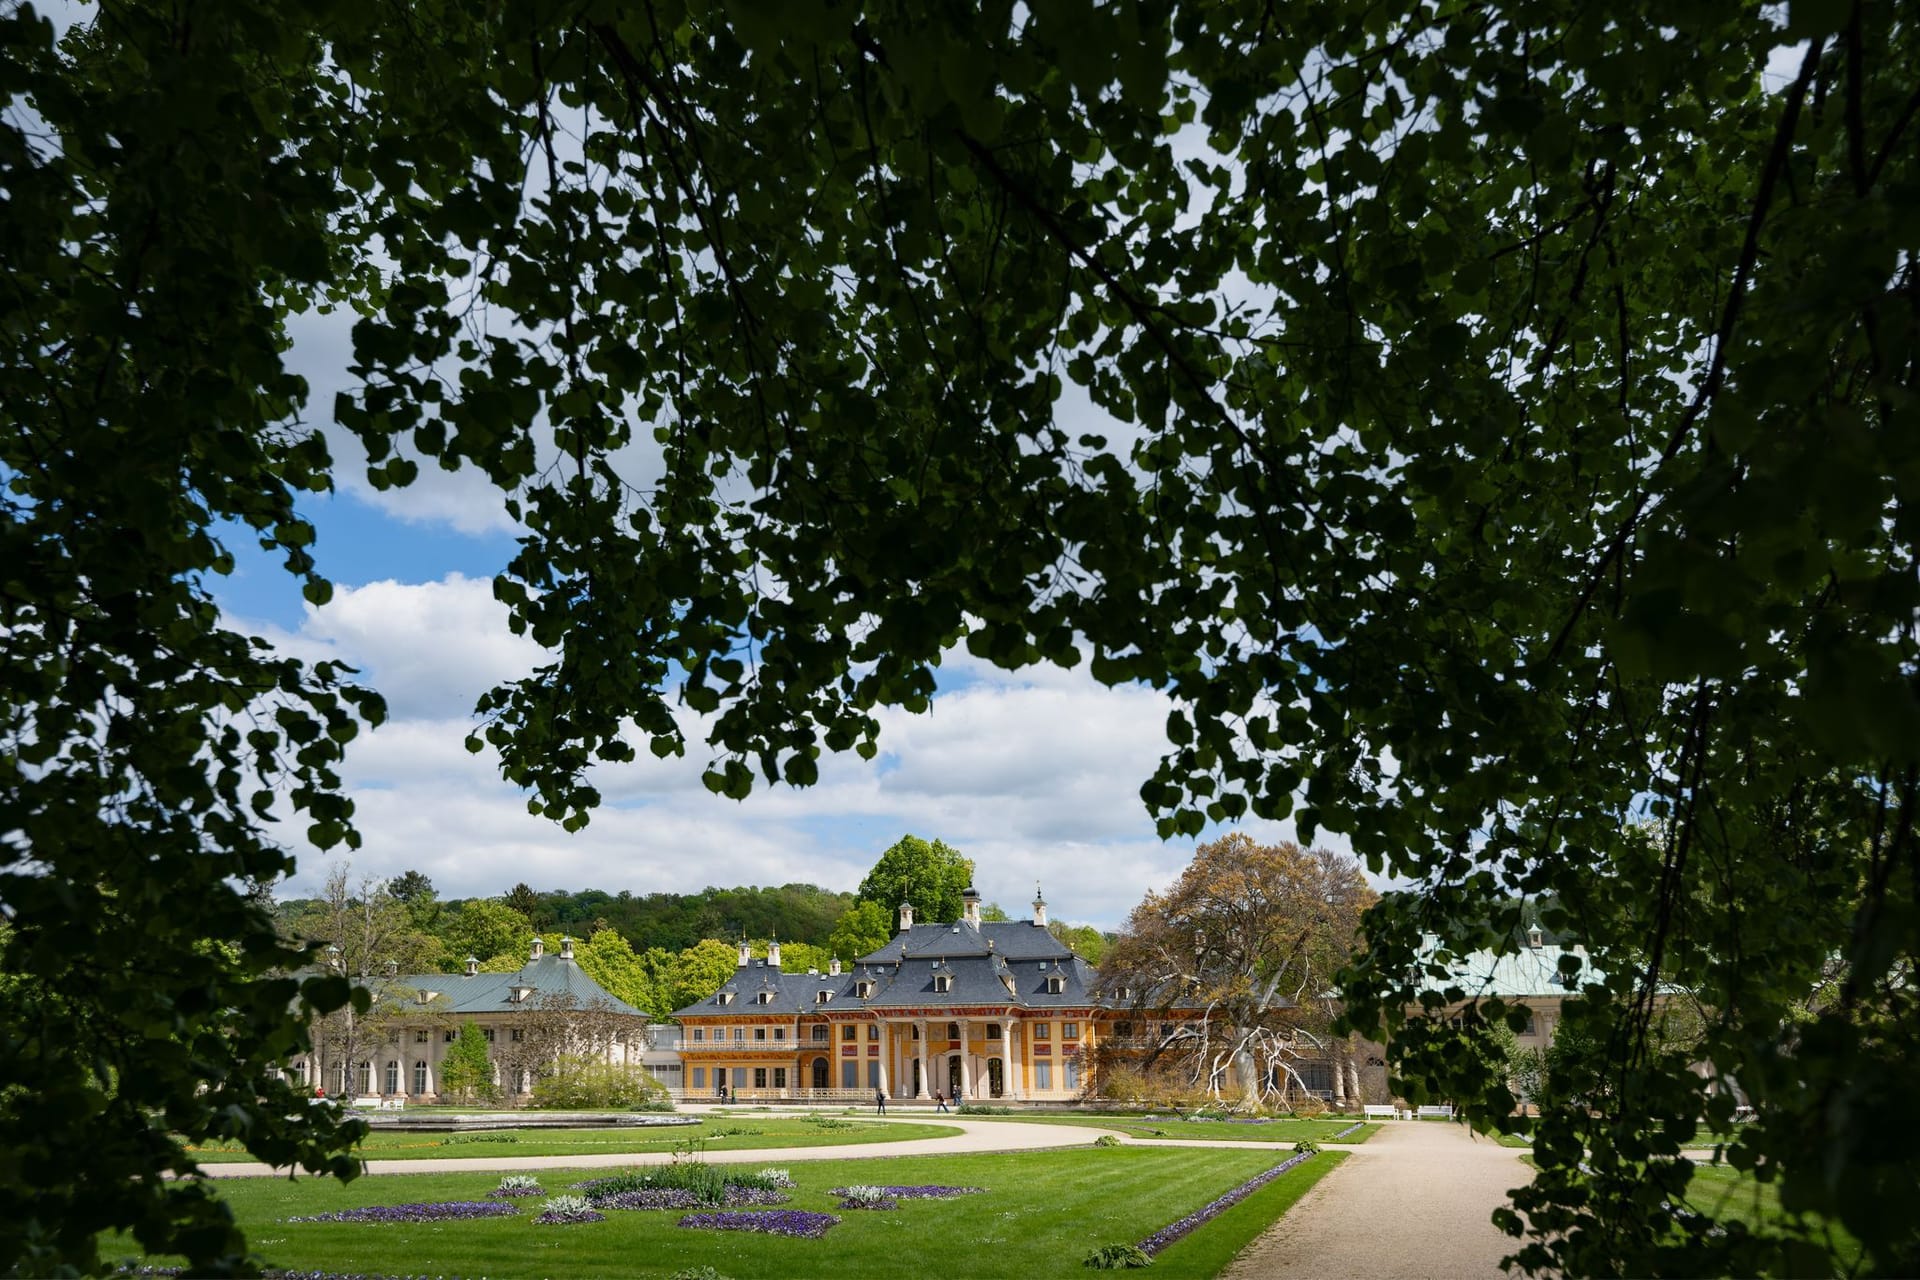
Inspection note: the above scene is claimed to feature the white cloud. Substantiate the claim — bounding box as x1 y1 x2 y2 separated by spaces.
241 573 545 721
258 572 1381 930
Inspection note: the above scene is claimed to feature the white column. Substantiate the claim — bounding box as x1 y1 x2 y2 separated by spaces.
1333 1049 1348 1105
1003 1018 1019 1099
1346 1058 1362 1105
917 1020 930 1097
958 1019 973 1098
877 1021 890 1096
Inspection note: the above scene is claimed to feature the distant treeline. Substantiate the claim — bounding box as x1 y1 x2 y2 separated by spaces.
511 883 855 951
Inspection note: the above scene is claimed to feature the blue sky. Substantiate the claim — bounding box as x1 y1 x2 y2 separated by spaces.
218 435 1330 931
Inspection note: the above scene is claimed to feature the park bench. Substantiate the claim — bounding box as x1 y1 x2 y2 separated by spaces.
1416 1104 1454 1119
1362 1104 1398 1120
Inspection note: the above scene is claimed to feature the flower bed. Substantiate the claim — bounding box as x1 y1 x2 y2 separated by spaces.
825 1184 983 1199
1137 1150 1316 1256
1330 1121 1365 1140
286 1201 518 1224
676 1210 840 1239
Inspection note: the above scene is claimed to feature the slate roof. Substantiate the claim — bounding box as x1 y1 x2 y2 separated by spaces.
358 951 647 1019
671 920 1117 1019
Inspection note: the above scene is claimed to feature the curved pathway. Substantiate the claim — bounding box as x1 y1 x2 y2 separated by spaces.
1221 1120 1532 1279
198 1112 1124 1178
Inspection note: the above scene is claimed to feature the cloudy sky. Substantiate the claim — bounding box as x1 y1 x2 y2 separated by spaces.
221 313 1330 933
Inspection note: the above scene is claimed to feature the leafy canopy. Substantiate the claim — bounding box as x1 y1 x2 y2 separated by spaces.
854 835 975 924
6 0 1918 1274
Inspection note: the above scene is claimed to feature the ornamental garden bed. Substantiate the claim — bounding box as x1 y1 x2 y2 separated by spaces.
123 1147 1341 1279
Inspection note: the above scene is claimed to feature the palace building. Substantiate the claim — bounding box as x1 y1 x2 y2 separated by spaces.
671 886 1114 1102
290 934 649 1102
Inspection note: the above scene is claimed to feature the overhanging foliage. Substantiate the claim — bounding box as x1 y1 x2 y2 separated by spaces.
3 0 1916 1273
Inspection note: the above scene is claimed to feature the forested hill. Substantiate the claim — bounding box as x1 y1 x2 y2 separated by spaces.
278 881 857 957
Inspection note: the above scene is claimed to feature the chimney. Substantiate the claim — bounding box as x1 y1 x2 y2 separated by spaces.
464 955 479 977
962 885 981 927
768 938 782 969
738 938 752 967
1032 884 1048 928
560 935 574 960
898 900 915 933
530 936 544 960
829 957 841 976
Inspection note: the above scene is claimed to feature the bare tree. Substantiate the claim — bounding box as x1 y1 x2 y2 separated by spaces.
1098 834 1374 1107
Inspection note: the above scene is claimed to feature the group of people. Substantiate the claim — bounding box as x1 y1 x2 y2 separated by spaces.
875 1088 953 1114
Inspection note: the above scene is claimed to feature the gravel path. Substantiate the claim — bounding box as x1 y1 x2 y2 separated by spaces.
1221 1120 1531 1280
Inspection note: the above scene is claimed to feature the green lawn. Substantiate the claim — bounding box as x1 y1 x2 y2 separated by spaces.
132 1147 1344 1278
960 1112 1378 1144
187 1116 959 1162
1684 1165 1861 1263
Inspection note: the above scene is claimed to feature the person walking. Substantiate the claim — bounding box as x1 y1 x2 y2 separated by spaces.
875 1086 887 1116
934 1089 949 1113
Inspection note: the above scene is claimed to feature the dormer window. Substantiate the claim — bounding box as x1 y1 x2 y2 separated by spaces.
933 974 952 993
816 990 832 1004
1046 976 1064 994
855 980 873 999
755 990 774 1004
509 983 534 1003
718 991 734 1006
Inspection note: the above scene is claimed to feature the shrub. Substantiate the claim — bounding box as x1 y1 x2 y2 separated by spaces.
956 1102 1012 1115
1295 1140 1321 1154
532 1194 605 1225
1094 1134 1122 1147
529 1055 669 1109
438 1022 499 1104
1084 1243 1154 1269
488 1175 544 1198
574 1162 785 1208
632 1094 676 1113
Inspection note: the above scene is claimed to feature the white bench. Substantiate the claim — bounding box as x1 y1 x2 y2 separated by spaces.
1362 1104 1398 1120
1416 1104 1454 1119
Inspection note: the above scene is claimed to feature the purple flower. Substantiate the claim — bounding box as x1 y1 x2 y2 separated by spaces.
676 1210 841 1238
1137 1151 1317 1256
722 1185 791 1206
1330 1121 1365 1139
837 1196 899 1211
285 1201 519 1224
825 1184 984 1199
